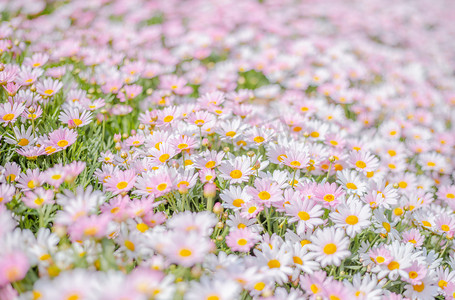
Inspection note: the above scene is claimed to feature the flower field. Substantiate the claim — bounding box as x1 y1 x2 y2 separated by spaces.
1 0 455 299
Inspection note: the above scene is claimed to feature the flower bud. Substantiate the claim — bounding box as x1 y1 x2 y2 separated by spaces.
203 182 217 198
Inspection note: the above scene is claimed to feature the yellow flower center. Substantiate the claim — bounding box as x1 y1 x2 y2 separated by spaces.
2 113 14 121
323 243 337 255
237 238 248 246
125 240 135 251
18 138 29 146
346 182 357 190
298 211 310 221
226 131 236 137
116 181 128 190
388 261 400 270
267 259 281 269
376 256 385 264
205 161 216 169
57 140 69 147
179 248 192 257
157 183 167 191
355 160 366 169
254 282 265 291
72 118 82 126
345 215 358 225
290 160 301 167
258 191 271 200
163 115 173 123
136 223 149 233
230 170 242 179
293 256 303 265
44 89 54 95
323 194 335 202
177 143 188 149
413 283 425 292
254 136 265 143
232 199 244 207
159 153 170 163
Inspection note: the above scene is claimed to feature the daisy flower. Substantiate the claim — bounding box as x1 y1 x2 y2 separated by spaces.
0 184 15 205
313 182 345 208
22 188 54 209
3 125 36 147
35 78 63 97
343 273 383 300
373 241 415 281
220 185 252 210
104 169 137 195
58 107 93 128
403 275 438 300
161 232 212 267
330 199 372 237
288 242 320 280
285 198 324 234
239 201 264 219
0 252 29 286
349 150 380 174
0 102 25 127
307 227 351 267
246 177 283 208
16 168 44 191
44 127 78 154
167 211 217 237
225 228 259 252
218 156 254 184
185 276 241 300
253 242 293 284
336 169 367 196
193 150 225 170
281 147 310 170
217 118 248 141
148 143 177 166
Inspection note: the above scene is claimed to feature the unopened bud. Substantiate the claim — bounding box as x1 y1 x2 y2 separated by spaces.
213 202 223 214
190 266 202 278
0 65 4 72
223 147 230 153
202 138 209 147
28 106 35 113
329 156 336 162
138 124 145 130
247 151 255 157
30 85 36 92
216 235 223 242
393 183 399 189
122 133 129 139
216 222 224 229
303 132 310 138
172 161 180 169
115 143 122 151
203 182 217 198
146 88 153 95
178 185 188 195
120 152 128 159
